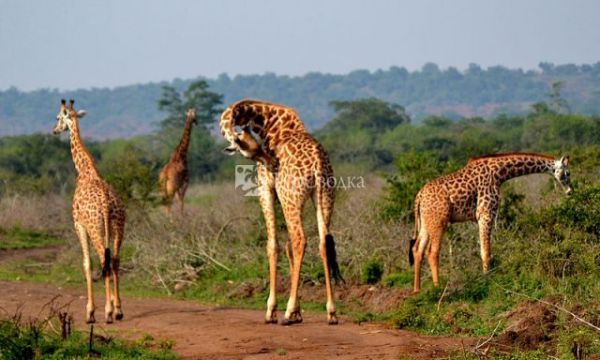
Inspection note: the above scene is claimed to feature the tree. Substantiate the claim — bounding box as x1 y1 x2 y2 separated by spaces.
548 81 571 114
324 98 411 133
158 80 223 130
157 80 224 179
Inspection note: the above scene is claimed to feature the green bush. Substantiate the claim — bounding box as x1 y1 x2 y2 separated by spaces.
382 151 458 220
361 258 384 284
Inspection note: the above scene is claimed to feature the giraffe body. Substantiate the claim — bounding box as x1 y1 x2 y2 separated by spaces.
159 109 197 215
220 99 341 325
53 100 126 323
410 152 572 293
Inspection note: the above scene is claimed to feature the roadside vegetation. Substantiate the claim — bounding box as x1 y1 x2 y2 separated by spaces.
0 307 176 359
0 81 599 358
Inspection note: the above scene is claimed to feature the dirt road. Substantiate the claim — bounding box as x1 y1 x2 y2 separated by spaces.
0 280 476 359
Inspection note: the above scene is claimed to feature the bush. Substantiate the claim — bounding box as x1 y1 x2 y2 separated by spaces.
361 258 384 284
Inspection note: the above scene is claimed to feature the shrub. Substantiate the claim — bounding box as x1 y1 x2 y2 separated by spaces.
361 258 384 284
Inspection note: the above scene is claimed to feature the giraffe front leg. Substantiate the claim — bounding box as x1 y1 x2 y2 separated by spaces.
75 224 95 324
477 213 494 273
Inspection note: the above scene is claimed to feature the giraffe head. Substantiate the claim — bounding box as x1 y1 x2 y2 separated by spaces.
53 99 87 134
220 100 274 167
552 156 573 195
187 108 197 125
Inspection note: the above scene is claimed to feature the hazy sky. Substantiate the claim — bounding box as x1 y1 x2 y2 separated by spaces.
1 0 599 91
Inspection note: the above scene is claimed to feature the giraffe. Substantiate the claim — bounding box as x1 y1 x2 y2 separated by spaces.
409 152 573 293
52 99 126 323
159 108 197 214
220 99 343 325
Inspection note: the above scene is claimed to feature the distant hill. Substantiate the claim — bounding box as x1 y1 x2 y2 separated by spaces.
1 62 599 139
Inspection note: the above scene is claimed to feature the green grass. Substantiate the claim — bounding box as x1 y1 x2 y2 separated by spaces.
0 318 177 360
0 226 64 250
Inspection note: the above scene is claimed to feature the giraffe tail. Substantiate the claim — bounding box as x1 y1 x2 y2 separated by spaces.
102 200 112 279
102 248 112 278
409 194 421 266
326 234 345 285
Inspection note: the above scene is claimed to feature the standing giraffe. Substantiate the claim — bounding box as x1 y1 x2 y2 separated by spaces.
159 108 197 214
52 99 126 323
410 152 573 293
220 99 343 325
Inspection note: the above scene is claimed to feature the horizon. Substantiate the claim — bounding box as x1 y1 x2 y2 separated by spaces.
1 0 599 91
0 60 595 93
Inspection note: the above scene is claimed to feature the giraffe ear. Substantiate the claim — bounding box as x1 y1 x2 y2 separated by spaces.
561 155 569 167
76 110 87 118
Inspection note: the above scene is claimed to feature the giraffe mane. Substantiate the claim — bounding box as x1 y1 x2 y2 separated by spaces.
231 98 298 112
468 152 555 163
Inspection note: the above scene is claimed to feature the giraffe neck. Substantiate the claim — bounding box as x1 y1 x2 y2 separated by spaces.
69 120 100 179
172 115 194 160
486 154 555 184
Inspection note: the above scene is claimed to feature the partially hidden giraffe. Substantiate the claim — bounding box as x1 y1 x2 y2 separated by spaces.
410 152 573 293
220 99 343 325
159 108 197 214
53 99 126 323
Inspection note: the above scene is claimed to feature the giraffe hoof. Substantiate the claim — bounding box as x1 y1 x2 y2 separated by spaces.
280 311 303 326
328 316 339 325
105 316 113 324
86 316 96 324
264 318 278 324
280 318 302 326
115 312 124 321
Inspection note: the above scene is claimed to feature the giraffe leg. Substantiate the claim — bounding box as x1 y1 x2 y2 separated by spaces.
163 180 176 216
426 225 445 287
111 222 124 320
412 221 429 294
75 223 95 324
88 228 113 324
258 168 278 324
177 181 188 215
477 213 494 273
280 204 306 325
315 178 338 325
284 240 294 274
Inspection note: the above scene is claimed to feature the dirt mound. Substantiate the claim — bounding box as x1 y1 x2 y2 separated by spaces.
497 299 557 350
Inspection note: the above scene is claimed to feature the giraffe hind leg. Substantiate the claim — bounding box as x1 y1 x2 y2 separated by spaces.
111 221 124 321
75 223 95 324
315 184 339 325
88 227 113 324
280 202 306 326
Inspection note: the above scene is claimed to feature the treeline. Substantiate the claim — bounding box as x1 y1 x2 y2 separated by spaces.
1 92 599 201
2 62 600 138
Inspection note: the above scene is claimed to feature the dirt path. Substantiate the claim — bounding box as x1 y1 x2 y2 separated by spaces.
0 280 476 359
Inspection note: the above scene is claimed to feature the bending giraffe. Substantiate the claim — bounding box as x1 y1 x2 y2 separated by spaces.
159 108 197 214
52 99 126 323
220 99 343 325
410 152 573 293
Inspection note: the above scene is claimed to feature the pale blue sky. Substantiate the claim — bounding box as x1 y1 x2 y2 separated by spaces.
1 0 599 91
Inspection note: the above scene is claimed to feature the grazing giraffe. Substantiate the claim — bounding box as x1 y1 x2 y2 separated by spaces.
409 152 573 293
220 99 343 325
52 99 126 323
159 108 197 214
